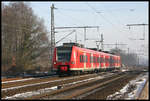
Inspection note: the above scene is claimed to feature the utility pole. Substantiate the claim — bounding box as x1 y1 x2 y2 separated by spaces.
84 27 86 46
126 23 148 40
75 30 77 43
101 34 104 50
128 48 130 54
50 4 57 72
95 33 104 51
55 26 99 47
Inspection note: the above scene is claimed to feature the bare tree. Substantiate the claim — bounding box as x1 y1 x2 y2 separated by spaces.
2 2 51 76
110 48 138 67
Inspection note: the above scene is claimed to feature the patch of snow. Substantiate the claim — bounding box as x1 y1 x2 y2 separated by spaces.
2 73 105 91
3 75 104 99
3 86 58 99
2 74 90 91
107 73 148 100
2 78 35 84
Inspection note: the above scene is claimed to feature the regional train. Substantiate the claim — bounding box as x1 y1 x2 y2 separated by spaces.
53 43 121 76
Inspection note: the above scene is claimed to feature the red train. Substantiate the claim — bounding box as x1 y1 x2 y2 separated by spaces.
53 43 121 76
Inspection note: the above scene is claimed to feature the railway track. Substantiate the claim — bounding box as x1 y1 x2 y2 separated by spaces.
2 72 108 99
2 71 144 100
25 72 126 99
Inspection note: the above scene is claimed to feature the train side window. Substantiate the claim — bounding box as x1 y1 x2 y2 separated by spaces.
82 55 88 63
100 56 103 63
97 57 99 63
103 58 105 63
80 55 83 63
83 55 86 63
110 56 113 66
107 57 109 63
80 55 81 62
105 58 107 63
86 55 88 63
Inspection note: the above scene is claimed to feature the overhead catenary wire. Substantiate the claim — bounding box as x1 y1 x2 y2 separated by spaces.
85 2 127 34
55 9 84 27
56 9 88 26
56 30 76 44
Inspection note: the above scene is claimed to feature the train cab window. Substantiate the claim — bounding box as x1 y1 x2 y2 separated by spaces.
57 48 72 62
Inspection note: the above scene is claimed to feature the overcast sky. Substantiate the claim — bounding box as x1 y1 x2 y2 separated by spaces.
3 1 149 62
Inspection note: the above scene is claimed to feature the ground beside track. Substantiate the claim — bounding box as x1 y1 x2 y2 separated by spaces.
80 71 148 100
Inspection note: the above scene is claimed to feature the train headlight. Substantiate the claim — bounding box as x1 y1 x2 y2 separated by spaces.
54 62 56 64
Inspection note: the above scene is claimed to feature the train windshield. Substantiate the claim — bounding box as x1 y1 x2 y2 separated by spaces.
57 48 72 62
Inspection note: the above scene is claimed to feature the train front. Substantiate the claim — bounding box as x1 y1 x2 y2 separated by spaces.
53 46 72 75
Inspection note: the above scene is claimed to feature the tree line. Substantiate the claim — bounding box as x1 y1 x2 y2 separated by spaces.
2 2 51 76
110 48 139 67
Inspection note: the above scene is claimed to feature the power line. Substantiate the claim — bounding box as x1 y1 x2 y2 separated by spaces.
85 2 126 34
56 30 76 44
55 9 85 27
55 26 99 47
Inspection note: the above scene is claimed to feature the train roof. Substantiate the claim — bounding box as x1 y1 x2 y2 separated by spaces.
74 46 119 56
56 43 119 57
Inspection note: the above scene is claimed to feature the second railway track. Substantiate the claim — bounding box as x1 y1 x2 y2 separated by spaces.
2 72 108 99
2 71 143 100
25 71 131 100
